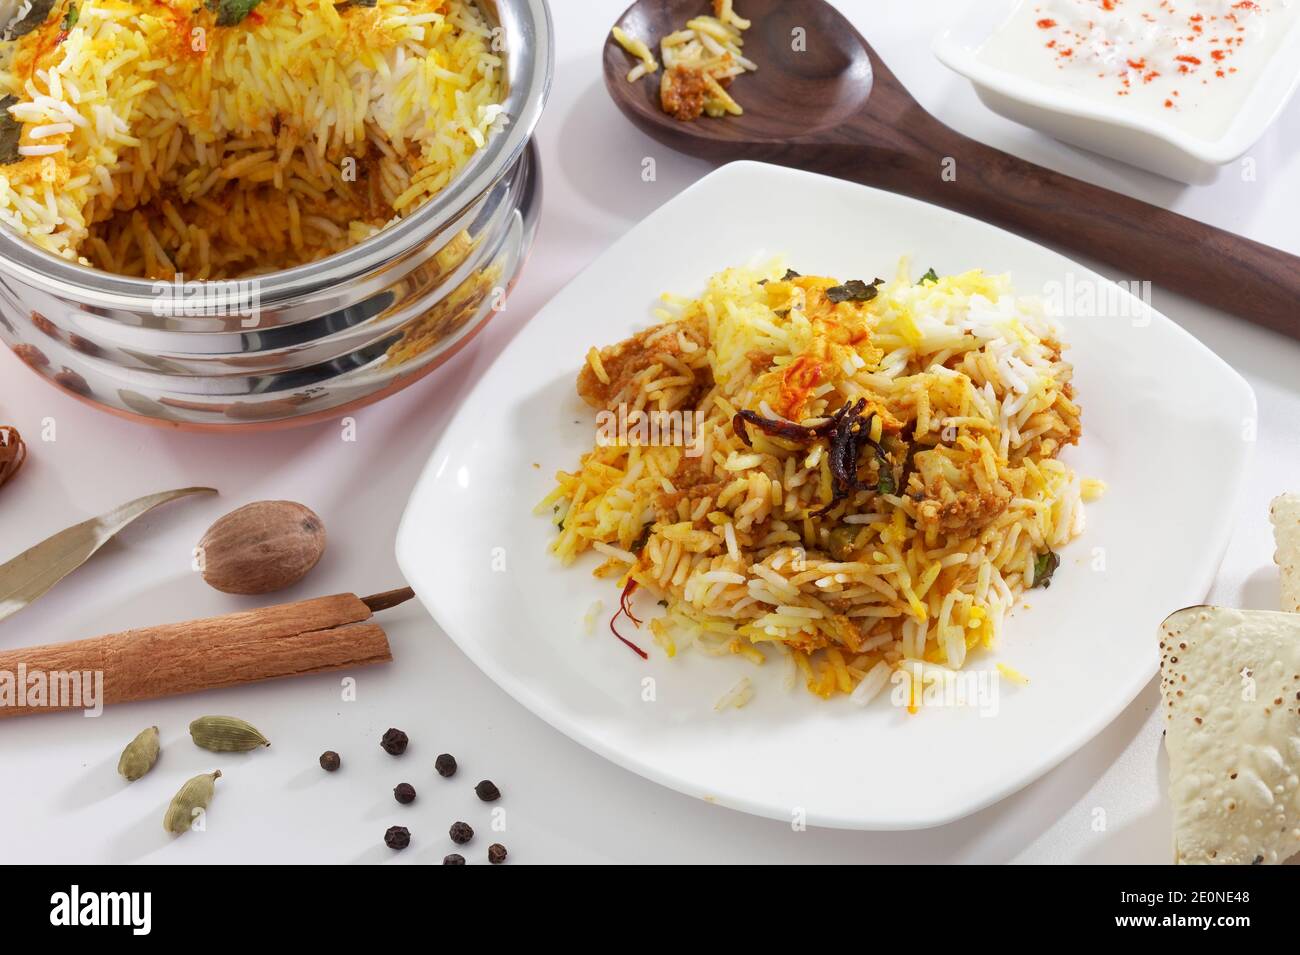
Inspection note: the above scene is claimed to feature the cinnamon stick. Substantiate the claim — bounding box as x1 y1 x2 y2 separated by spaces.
0 592 399 719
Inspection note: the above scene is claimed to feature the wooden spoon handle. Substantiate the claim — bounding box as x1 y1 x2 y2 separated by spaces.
825 104 1300 339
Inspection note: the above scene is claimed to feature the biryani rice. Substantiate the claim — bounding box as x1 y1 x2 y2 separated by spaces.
540 259 1097 702
0 0 505 279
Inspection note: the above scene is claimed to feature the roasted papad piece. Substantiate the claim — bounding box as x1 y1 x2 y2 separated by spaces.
1270 493 1300 614
1160 605 1300 865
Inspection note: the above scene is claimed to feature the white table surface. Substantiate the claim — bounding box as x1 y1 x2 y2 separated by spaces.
1 0 1297 865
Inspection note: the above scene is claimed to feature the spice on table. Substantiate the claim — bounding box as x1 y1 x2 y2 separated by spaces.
384 826 410 850
164 770 221 836
189 715 270 752
488 843 508 865
319 751 341 772
393 783 416 804
117 726 160 782
381 728 409 755
474 780 501 802
435 753 457 777
443 853 466 865
196 500 327 596
0 589 404 720
0 426 27 491
449 821 474 845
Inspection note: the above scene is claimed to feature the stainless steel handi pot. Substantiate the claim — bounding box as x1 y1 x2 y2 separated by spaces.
0 0 553 430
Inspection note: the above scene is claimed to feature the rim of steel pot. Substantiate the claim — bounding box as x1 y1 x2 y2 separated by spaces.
0 0 554 314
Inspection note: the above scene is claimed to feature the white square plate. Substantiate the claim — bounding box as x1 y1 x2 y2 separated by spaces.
396 161 1255 830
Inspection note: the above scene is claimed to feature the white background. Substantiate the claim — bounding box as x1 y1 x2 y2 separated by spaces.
0 0 1297 864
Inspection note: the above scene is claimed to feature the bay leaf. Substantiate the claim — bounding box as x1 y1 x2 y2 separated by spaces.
3 0 57 41
0 486 216 623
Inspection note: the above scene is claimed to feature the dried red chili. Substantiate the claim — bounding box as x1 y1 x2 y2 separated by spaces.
733 400 895 516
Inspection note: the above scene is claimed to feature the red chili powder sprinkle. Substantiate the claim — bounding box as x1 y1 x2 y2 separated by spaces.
1164 99 1174 108
1210 49 1227 61
1037 18 1057 28
1176 55 1203 65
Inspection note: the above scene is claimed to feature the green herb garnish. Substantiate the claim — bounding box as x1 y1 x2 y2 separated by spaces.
631 523 652 555
826 278 884 304
781 269 801 281
60 4 77 31
0 96 23 166
206 0 264 26
1030 550 1060 589
919 267 939 284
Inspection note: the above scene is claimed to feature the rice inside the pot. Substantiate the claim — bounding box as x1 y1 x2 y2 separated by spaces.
0 0 506 279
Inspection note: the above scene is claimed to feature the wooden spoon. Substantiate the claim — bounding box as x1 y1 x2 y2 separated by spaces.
604 0 1299 340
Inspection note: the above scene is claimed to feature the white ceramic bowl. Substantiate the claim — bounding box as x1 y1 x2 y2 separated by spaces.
933 0 1300 183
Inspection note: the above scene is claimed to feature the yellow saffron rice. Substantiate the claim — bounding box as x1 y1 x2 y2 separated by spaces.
0 0 505 278
540 259 1101 702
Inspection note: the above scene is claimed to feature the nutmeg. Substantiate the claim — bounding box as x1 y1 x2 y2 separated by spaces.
197 500 326 595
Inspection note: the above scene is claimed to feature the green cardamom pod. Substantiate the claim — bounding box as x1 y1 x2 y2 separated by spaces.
163 770 221 835
188 715 270 752
117 725 161 782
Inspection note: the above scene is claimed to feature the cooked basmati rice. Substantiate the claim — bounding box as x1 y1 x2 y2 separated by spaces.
612 1 755 121
539 260 1098 701
0 0 505 278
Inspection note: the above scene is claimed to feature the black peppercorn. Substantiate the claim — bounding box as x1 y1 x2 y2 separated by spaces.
393 782 416 804
488 843 507 865
474 779 501 802
443 853 466 865
381 728 409 755
384 826 410 850
319 751 340 772
449 821 474 845
435 753 457 777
